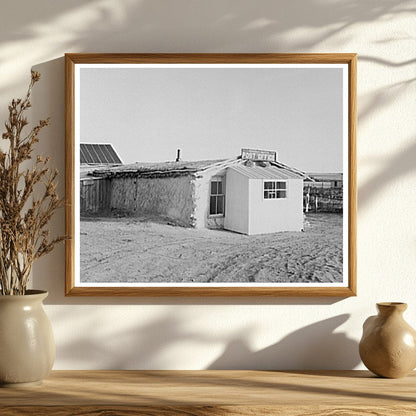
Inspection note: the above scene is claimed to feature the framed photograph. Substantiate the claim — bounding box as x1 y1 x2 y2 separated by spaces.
65 53 356 296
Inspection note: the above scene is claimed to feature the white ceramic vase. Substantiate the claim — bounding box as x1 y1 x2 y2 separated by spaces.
0 290 55 387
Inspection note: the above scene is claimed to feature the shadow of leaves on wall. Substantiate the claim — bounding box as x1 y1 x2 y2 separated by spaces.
0 0 414 98
208 314 360 370
359 138 416 210
53 310 359 370
54 310 220 369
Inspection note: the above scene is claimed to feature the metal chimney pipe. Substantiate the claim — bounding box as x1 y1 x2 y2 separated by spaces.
176 149 181 162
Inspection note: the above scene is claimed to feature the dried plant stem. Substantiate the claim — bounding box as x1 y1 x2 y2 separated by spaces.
0 71 65 295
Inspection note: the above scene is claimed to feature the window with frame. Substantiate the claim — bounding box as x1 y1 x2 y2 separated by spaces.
210 177 225 215
263 181 287 199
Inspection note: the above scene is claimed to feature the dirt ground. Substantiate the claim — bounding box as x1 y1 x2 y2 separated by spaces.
80 213 343 284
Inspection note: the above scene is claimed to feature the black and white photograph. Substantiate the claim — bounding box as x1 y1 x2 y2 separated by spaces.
65 54 356 296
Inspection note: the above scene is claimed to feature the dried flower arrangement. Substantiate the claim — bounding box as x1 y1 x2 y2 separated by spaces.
0 71 65 295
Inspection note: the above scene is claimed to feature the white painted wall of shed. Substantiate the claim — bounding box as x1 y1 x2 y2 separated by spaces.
248 179 304 235
193 167 228 229
110 176 194 226
224 168 250 234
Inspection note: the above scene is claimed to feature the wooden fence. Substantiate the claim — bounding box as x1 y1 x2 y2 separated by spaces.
303 186 343 213
80 178 111 214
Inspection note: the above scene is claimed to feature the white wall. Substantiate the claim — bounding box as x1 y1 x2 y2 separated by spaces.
249 179 303 234
194 166 228 229
224 167 250 234
1 0 415 370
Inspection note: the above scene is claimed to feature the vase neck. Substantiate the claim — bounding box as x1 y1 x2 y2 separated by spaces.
377 302 407 316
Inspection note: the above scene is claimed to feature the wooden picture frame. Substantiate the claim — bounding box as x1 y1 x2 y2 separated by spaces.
65 53 357 296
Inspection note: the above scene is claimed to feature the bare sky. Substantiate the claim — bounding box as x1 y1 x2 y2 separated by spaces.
80 66 344 172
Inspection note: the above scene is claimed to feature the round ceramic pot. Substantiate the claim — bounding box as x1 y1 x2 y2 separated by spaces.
359 302 416 378
0 290 55 387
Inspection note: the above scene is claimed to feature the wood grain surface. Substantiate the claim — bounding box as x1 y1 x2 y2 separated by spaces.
1 370 415 415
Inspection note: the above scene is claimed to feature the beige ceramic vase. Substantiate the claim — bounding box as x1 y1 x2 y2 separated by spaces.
0 290 55 387
359 302 416 378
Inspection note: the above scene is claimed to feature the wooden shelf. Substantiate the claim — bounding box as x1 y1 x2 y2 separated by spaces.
1 370 415 415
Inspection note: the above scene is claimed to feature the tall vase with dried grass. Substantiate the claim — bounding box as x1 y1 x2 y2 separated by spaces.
0 71 65 387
